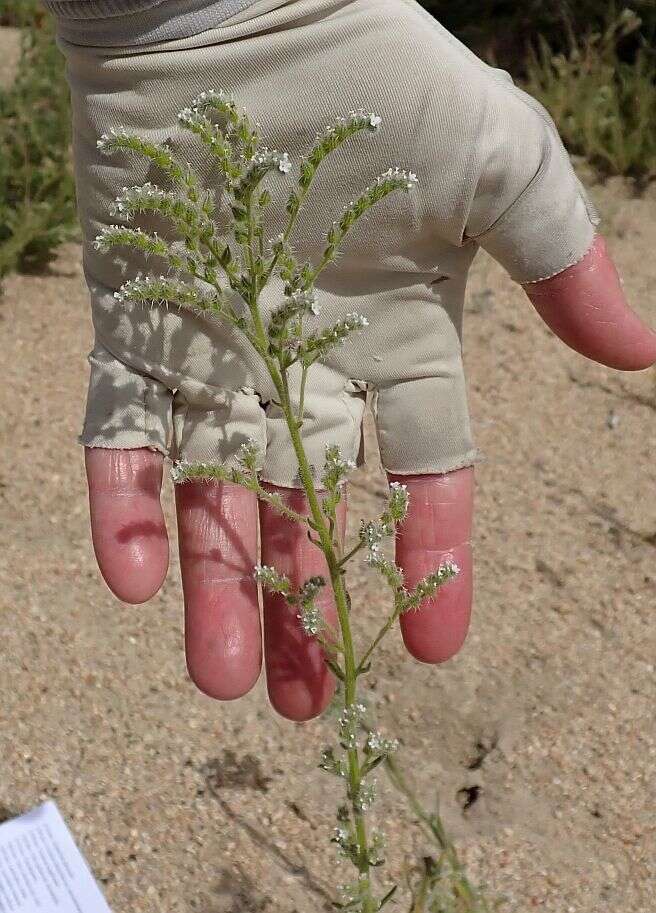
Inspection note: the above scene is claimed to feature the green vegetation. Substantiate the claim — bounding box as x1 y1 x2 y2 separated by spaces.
424 2 656 186
422 0 656 73
523 6 656 185
0 1 77 291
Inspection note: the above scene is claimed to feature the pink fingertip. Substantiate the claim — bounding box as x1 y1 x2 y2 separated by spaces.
85 447 169 604
524 234 656 371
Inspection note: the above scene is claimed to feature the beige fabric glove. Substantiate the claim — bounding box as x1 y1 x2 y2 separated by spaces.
59 0 600 487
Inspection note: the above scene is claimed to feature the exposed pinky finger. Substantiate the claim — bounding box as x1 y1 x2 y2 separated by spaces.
390 468 475 664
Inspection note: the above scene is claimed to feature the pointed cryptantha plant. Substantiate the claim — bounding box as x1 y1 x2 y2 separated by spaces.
94 89 496 913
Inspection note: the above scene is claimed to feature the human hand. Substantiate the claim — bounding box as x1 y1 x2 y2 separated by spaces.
84 233 656 721
63 0 656 720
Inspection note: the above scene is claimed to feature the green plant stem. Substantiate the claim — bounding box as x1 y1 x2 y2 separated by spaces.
384 755 482 909
242 266 376 907
338 539 365 567
273 372 376 912
409 860 431 913
297 362 309 425
249 481 308 525
357 600 402 674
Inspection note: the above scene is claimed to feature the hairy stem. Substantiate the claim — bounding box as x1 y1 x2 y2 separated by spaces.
273 374 375 912
384 755 483 909
357 599 402 675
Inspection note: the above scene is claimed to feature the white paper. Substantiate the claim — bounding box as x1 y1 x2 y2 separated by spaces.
0 801 113 913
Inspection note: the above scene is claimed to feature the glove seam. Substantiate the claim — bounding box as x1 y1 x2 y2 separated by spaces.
521 231 598 285
380 447 486 477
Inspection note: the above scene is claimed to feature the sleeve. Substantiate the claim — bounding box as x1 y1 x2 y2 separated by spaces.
461 77 601 284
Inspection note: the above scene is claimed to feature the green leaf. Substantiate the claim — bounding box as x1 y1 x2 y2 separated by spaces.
378 885 397 909
324 657 345 681
362 754 385 776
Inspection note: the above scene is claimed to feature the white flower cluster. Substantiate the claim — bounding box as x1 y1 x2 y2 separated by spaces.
236 437 260 470
249 146 292 175
342 312 369 329
296 575 326 636
287 287 320 316
96 125 131 154
339 702 367 726
92 224 142 252
401 560 460 613
364 541 404 591
413 561 460 599
112 274 217 310
301 313 369 362
332 826 351 852
364 543 385 568
177 106 206 128
375 166 419 191
339 701 367 750
269 232 286 252
170 459 193 483
110 182 168 218
93 225 172 263
365 730 399 755
354 781 377 813
188 88 235 110
111 275 160 303
315 109 382 143
297 602 322 637
253 564 290 594
360 520 385 552
169 459 233 484
386 481 409 524
322 444 356 492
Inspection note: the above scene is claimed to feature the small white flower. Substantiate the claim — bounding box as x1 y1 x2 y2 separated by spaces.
287 287 320 316
374 167 419 191
177 106 197 125
277 151 292 174
365 731 399 755
188 88 235 111
170 459 193 483
386 480 409 524
339 702 367 735
253 564 288 590
360 521 384 550
297 602 322 637
344 109 382 133
354 781 377 812
345 312 368 328
96 125 131 154
249 147 292 174
236 437 260 469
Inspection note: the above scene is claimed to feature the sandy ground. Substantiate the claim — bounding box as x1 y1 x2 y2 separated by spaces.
2 28 656 913
0 26 20 91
